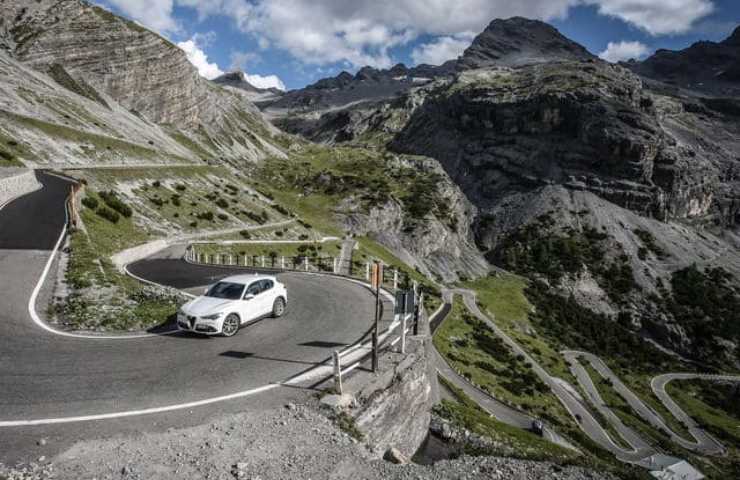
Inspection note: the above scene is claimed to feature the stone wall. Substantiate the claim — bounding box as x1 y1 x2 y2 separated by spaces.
348 335 436 460
0 168 40 207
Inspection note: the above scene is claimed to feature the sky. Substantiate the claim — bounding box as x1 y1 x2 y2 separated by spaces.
97 0 740 91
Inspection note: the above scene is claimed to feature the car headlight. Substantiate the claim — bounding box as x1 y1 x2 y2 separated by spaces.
201 313 223 321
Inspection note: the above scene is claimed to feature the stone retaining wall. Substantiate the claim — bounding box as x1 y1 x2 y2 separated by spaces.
339 334 436 460
0 169 40 207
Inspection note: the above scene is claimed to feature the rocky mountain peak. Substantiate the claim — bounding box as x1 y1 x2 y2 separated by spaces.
724 25 740 46
458 16 596 69
213 71 261 92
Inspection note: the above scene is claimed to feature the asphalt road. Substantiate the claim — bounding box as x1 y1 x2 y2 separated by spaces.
0 171 388 463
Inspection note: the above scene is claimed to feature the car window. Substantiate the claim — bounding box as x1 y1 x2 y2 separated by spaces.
245 282 262 296
205 282 245 300
261 280 274 292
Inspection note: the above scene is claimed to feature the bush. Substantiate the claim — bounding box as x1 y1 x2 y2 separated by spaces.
81 196 98 209
152 180 161 188
239 230 251 239
96 206 120 223
217 213 228 221
175 184 186 191
0 150 15 161
215 198 229 209
150 197 165 207
189 221 198 228
99 191 132 217
171 195 181 207
299 234 309 240
197 211 214 222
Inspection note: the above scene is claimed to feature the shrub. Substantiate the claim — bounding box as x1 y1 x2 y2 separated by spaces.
275 230 284 237
189 221 198 228
215 198 229 209
239 230 251 239
152 180 161 188
81 196 98 209
0 150 14 161
299 234 309 240
99 191 132 217
175 184 186 192
150 197 165 207
217 213 228 221
96 206 120 223
171 195 181 207
6 140 18 147
197 211 214 222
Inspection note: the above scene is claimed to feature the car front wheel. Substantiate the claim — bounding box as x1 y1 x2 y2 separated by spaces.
272 297 286 318
221 313 240 337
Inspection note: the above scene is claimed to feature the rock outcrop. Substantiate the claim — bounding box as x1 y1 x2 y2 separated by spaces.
458 17 596 69
0 0 282 163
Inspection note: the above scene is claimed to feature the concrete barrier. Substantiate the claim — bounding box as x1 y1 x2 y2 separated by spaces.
0 168 41 207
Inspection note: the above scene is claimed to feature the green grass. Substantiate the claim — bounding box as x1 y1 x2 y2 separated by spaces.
58 190 181 331
463 274 575 382
433 295 572 429
0 110 191 163
0 129 34 165
436 375 581 462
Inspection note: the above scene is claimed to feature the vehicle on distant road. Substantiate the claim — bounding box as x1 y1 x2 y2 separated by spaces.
177 274 288 337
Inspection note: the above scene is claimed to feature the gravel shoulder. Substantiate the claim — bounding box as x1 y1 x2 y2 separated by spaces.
0 399 615 480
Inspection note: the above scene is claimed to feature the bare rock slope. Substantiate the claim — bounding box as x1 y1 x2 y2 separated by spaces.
0 0 283 165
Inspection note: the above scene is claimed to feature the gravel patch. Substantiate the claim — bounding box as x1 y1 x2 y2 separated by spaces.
0 401 614 480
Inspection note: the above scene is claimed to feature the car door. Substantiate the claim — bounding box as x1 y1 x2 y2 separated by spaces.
242 281 263 322
258 279 275 315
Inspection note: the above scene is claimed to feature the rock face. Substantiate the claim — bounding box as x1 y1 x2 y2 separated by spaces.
0 0 281 163
213 71 283 96
391 61 739 226
627 26 740 96
277 17 740 363
458 17 596 69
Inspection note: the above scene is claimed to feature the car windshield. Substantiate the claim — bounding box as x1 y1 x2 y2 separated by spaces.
205 282 245 300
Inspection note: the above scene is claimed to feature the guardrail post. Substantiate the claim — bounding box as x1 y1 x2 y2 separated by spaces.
393 270 398 290
261 255 265 268
281 256 286 270
366 262 370 281
228 254 232 265
304 256 309 271
333 350 343 395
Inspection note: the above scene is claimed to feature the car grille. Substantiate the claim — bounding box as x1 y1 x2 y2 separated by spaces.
188 315 196 329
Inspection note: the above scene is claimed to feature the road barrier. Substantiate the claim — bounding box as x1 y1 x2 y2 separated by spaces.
184 245 416 291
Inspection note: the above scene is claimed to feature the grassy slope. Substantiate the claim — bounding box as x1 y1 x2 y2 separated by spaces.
433 292 573 429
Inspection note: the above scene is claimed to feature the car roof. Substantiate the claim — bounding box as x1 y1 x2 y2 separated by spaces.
219 274 277 285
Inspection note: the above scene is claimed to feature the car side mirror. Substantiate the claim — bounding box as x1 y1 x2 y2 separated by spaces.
244 294 255 301
203 287 209 295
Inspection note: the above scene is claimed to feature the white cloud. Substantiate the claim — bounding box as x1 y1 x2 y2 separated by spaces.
177 37 286 90
583 0 715 36
102 1 717 69
170 0 715 68
244 73 287 91
598 40 650 62
177 39 224 79
411 33 475 66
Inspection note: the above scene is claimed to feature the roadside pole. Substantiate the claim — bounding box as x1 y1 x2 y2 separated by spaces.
371 261 382 373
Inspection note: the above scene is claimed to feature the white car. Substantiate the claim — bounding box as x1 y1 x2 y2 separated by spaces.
177 274 288 337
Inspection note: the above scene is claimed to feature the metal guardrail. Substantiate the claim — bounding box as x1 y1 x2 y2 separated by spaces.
184 245 413 289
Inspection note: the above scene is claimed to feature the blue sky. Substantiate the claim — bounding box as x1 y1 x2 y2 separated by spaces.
99 1 740 91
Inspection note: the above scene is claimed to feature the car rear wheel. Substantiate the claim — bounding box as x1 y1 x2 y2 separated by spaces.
221 314 240 337
272 297 286 318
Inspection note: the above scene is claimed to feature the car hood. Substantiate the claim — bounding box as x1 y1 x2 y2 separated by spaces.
181 296 235 317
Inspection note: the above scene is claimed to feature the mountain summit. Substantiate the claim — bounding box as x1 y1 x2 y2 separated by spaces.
458 17 596 69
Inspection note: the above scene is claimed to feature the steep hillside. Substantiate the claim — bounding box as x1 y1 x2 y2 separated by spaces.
0 0 284 165
627 26 740 97
276 18 740 366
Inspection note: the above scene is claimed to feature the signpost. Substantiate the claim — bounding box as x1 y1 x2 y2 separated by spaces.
371 261 383 372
